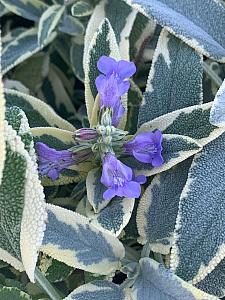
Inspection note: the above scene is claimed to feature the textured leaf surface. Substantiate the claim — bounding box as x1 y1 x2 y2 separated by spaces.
0 0 48 21
171 132 225 285
138 29 203 126
1 112 46 282
210 79 225 127
41 204 125 275
70 36 85 82
86 196 135 236
71 1 93 17
0 287 32 300
38 4 65 46
122 134 202 176
65 280 128 300
132 258 218 300
2 28 55 75
139 102 224 147
32 127 84 186
137 159 192 254
0 39 6 184
59 15 84 36
128 0 225 62
84 18 121 123
5 89 75 131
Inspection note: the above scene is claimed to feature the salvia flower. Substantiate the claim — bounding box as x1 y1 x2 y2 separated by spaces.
35 142 76 180
101 153 144 200
125 130 164 167
74 128 98 142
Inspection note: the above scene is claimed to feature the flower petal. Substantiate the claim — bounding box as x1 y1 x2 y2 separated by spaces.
103 188 117 200
135 175 147 184
133 150 152 164
48 169 59 181
122 181 141 198
152 153 164 167
97 56 117 75
116 60 136 80
112 102 125 127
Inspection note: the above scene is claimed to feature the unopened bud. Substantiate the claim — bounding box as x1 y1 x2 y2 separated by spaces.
74 128 98 142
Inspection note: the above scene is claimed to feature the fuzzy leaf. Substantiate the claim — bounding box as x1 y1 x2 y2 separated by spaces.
171 132 225 285
59 15 84 36
71 1 93 17
132 258 218 300
0 287 32 300
122 134 202 176
128 0 225 62
1 109 46 282
139 102 225 147
5 89 75 131
137 159 192 254
86 196 135 237
138 29 203 127
65 280 129 300
38 4 65 46
0 0 48 21
210 79 225 127
41 204 125 275
2 28 55 75
70 36 85 82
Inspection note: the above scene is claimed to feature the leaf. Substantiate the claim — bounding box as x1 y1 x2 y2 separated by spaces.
86 196 135 237
41 204 125 275
59 15 84 36
32 127 85 186
136 159 192 254
70 36 85 82
0 38 6 184
139 102 225 147
38 4 65 46
132 258 218 300
64 280 129 300
0 287 32 300
0 0 48 21
1 109 46 282
0 2 8 17
128 0 225 62
39 255 73 283
84 18 125 128
138 29 203 127
195 259 225 298
171 132 225 285
2 28 55 75
121 134 202 176
71 0 93 17
210 79 225 127
5 89 75 131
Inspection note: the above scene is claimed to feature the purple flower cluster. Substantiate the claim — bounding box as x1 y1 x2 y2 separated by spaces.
35 56 164 202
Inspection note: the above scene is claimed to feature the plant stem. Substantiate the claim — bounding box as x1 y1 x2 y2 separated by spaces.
203 61 223 88
35 267 62 300
124 245 140 262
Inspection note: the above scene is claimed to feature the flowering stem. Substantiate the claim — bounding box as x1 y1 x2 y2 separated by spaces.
124 245 140 262
35 267 62 300
203 61 223 88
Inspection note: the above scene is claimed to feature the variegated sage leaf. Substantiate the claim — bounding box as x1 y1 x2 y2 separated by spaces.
137 159 192 254
1 110 46 282
121 134 202 177
38 4 65 46
59 15 84 36
32 127 87 186
139 102 225 147
0 287 32 300
0 0 48 21
128 0 225 62
84 0 136 62
70 36 85 82
195 259 225 298
84 18 121 125
5 89 75 131
65 280 129 300
86 196 135 237
132 258 218 300
71 0 93 17
0 38 6 184
138 29 203 127
41 204 125 275
210 79 225 127
2 28 56 75
0 2 8 17
171 132 225 285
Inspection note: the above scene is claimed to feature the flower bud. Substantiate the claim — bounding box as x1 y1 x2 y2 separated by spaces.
74 128 98 142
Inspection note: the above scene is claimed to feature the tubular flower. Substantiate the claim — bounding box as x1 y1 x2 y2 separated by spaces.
101 153 144 200
125 130 164 167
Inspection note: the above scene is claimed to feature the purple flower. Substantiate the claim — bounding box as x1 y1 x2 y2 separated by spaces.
35 142 76 180
95 56 136 127
125 130 164 167
74 128 98 142
101 153 144 200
